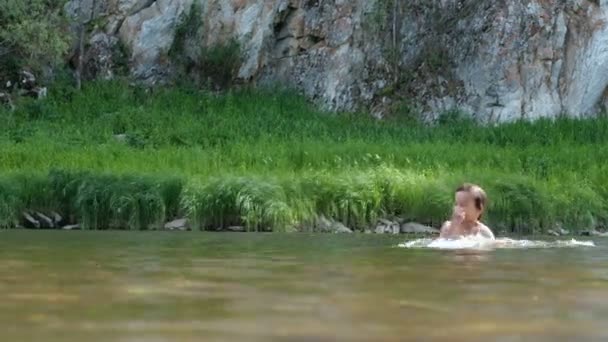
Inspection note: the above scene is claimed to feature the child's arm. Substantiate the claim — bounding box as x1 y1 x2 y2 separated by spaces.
439 221 452 238
440 207 464 238
478 224 495 240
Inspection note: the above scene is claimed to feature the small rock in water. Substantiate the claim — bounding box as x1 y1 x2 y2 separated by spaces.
51 211 63 225
34 212 55 228
62 224 81 230
227 226 245 232
375 219 400 234
590 230 608 237
547 229 560 237
400 222 440 234
315 215 333 232
552 223 569 236
22 212 40 229
164 218 189 231
315 215 351 233
333 223 353 234
378 218 394 225
580 229 608 237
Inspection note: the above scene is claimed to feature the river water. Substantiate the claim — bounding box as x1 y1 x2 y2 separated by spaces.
0 231 606 341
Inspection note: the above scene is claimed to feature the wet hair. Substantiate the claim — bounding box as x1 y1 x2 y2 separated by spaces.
455 183 487 219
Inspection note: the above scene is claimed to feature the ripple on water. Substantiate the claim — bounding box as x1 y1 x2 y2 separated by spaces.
398 237 596 250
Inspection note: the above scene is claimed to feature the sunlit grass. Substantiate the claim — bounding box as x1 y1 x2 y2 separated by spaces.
1 80 607 233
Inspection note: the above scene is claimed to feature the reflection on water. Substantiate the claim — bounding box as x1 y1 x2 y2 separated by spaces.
446 250 493 264
0 231 606 342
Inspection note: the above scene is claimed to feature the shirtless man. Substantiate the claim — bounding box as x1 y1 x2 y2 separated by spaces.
439 183 495 240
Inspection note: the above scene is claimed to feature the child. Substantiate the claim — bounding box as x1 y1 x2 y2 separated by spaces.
439 183 495 240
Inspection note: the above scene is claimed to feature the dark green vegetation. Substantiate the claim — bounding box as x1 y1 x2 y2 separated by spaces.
0 0 70 82
1 81 608 233
169 2 243 90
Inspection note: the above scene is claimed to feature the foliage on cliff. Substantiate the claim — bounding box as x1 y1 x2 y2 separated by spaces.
0 0 71 83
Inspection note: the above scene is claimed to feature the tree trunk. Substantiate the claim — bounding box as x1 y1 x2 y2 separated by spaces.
76 25 84 90
75 0 97 90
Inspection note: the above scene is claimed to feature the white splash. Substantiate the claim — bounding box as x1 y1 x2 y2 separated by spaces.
398 237 595 250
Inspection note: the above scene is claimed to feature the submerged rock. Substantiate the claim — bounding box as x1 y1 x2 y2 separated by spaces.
400 222 440 235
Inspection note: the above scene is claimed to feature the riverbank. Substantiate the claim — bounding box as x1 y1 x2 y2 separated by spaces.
1 81 608 234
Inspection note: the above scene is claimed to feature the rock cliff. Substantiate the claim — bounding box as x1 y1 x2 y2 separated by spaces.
64 0 608 122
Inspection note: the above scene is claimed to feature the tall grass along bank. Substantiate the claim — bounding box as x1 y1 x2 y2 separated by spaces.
1 81 608 234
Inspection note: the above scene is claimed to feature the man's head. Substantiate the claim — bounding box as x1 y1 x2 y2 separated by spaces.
454 183 487 221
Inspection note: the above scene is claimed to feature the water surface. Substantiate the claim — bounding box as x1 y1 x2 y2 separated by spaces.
0 231 606 341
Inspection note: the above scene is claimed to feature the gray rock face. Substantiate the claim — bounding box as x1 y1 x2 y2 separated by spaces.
84 33 121 80
64 0 608 121
118 0 192 82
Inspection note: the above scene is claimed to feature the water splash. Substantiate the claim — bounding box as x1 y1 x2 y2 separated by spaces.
398 237 595 250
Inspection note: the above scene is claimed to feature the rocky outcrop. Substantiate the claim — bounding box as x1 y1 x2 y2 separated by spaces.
83 33 122 80
63 0 608 122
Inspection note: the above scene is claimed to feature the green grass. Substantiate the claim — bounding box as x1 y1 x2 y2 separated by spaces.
1 80 608 234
